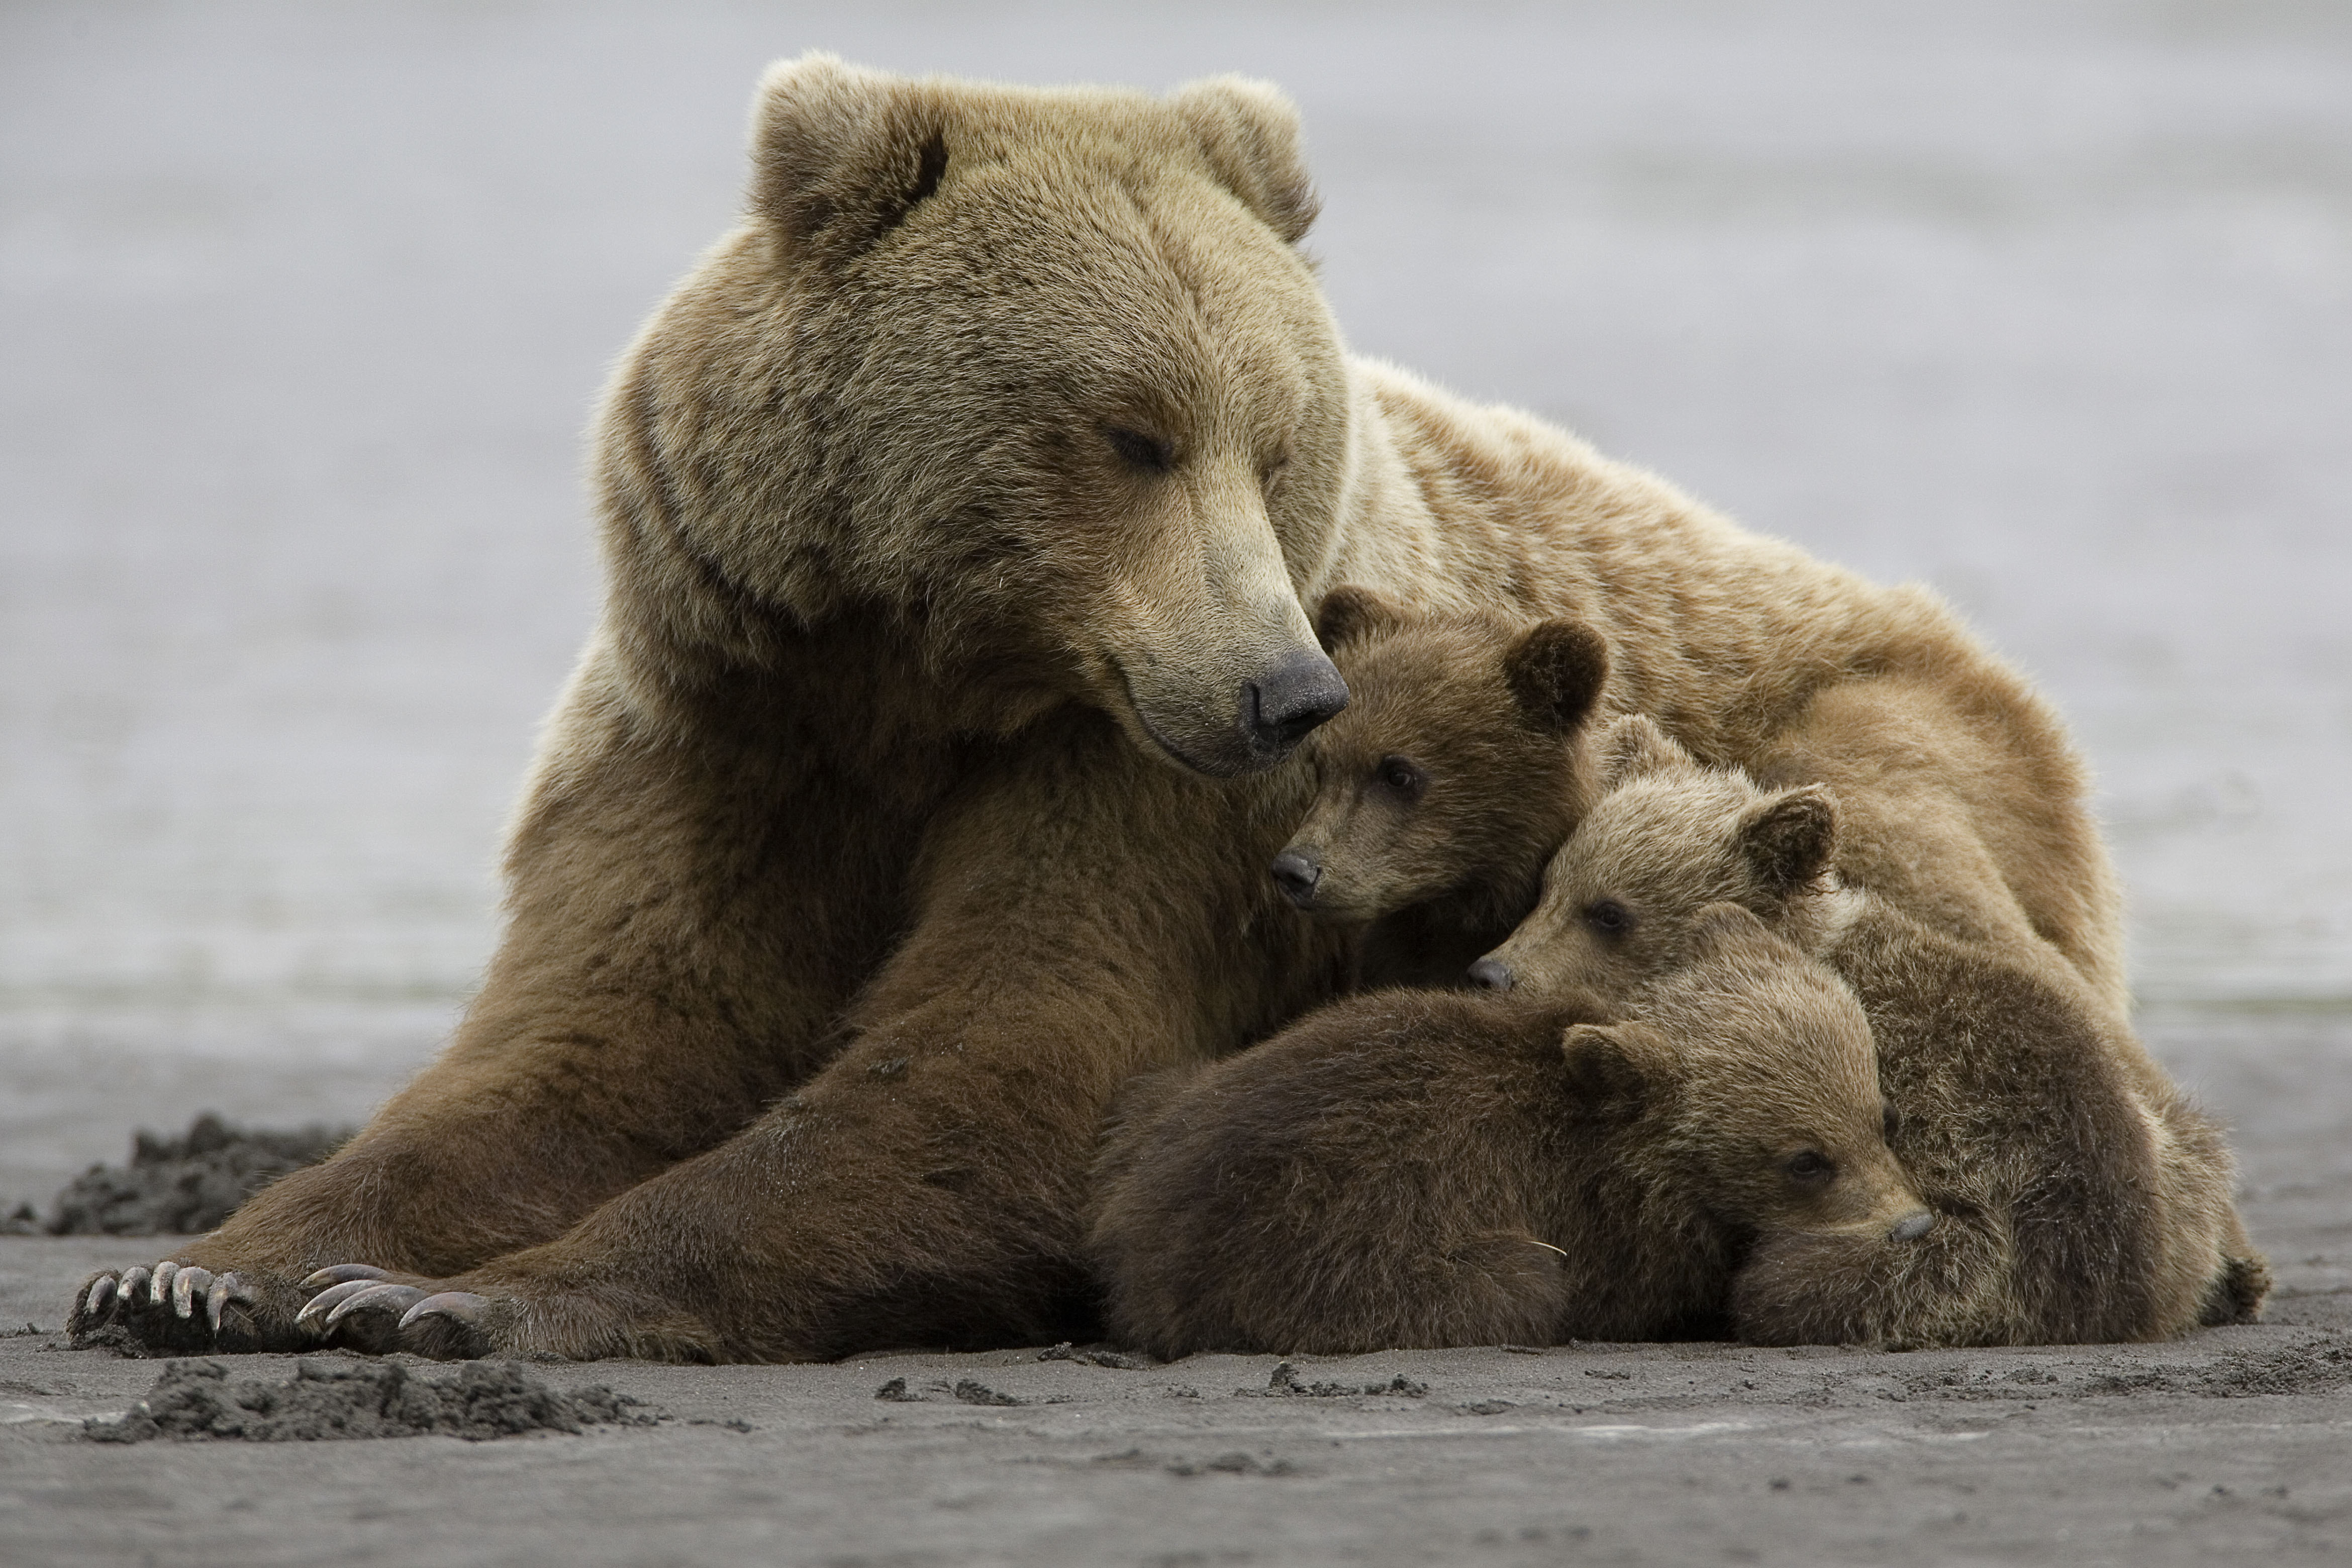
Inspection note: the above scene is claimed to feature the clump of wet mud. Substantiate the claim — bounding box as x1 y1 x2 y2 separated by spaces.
83 1358 660 1442
1242 1360 1429 1399
43 1113 352 1236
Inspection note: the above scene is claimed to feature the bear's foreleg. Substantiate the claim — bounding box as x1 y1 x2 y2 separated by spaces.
286 736 1344 1361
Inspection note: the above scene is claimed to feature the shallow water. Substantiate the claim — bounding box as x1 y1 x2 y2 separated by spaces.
3 0 2347 1197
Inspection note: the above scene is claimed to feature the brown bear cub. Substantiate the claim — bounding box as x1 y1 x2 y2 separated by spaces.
1272 585 1611 986
1478 715 2270 1345
1088 905 1931 1358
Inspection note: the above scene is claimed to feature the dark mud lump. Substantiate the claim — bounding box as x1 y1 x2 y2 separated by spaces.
84 1357 658 1442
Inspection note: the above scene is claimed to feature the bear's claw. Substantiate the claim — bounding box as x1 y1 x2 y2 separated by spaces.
294 1279 388 1331
206 1271 253 1332
299 1263 393 1291
398 1291 492 1330
322 1283 428 1330
170 1265 212 1318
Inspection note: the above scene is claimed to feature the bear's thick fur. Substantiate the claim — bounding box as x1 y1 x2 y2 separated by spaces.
76 57 2130 1362
1480 716 2269 1344
1090 906 1926 1357
1271 586 1609 987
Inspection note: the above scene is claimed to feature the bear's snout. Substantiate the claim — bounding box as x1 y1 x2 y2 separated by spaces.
1270 847 1323 908
1889 1209 1935 1243
1241 649 1350 760
1467 958 1514 992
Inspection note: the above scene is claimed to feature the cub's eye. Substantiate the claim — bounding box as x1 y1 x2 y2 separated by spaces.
1784 1150 1835 1184
1105 428 1175 473
1375 754 1426 800
1260 449 1293 488
1583 899 1635 938
1882 1101 1902 1144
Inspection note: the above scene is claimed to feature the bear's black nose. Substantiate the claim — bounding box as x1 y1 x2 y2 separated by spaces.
1242 649 1349 757
1466 958 1514 992
1889 1210 1935 1243
1270 848 1322 908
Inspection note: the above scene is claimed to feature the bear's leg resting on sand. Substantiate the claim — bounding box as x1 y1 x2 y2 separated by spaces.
82 732 1333 1362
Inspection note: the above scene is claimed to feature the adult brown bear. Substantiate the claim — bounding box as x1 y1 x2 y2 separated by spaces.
74 55 2124 1362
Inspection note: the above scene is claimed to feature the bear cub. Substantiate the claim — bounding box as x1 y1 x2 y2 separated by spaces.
1088 905 1931 1358
1271 585 1610 986
1478 714 2270 1344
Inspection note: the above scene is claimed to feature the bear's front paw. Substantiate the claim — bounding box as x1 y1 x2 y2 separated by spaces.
70 1261 307 1354
290 1264 493 1357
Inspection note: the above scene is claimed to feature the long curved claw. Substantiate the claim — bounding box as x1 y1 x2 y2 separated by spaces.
300 1263 393 1292
297 1278 389 1331
84 1275 117 1320
323 1283 427 1330
397 1291 493 1331
118 1265 152 1308
148 1260 178 1307
171 1266 213 1320
205 1272 248 1333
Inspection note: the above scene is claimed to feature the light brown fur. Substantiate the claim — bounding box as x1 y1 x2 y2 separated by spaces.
77 58 2131 1361
1482 716 2267 1344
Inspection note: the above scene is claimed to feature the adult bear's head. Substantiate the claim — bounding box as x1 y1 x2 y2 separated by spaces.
599 55 1353 775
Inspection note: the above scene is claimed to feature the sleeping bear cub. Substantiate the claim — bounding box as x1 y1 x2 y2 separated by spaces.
1088 905 1930 1358
1476 714 2270 1344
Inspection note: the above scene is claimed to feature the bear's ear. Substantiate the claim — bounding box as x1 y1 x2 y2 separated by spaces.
1314 584 1406 653
1560 1022 1664 1121
1598 713 1693 788
1736 786 1840 901
1168 76 1320 245
1504 620 1610 735
747 54 952 266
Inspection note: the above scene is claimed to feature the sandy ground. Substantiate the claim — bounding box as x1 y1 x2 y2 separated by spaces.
5 1222 2349 1568
5 1015 2349 1566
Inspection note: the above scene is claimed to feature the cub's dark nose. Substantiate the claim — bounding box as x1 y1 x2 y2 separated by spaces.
1243 649 1349 758
1467 958 1514 992
1889 1210 1935 1243
1270 848 1322 909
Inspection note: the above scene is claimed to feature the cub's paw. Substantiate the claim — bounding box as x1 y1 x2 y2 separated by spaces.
70 1262 307 1354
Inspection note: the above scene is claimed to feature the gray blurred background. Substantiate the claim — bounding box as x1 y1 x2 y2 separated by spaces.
4 1 2348 1210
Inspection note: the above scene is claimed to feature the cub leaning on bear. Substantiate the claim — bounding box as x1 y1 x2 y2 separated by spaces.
1089 905 1930 1358
78 58 2143 1362
1271 586 1610 987
1477 715 2269 1343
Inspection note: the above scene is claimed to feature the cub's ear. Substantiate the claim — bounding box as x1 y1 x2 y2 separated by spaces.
748 54 951 266
1314 584 1407 653
1736 786 1839 900
1560 1022 1665 1120
1504 620 1610 735
1598 713 1693 788
1168 75 1320 245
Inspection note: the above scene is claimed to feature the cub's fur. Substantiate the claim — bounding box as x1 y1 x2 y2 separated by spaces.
1090 907 1925 1357
1273 585 1610 985
1483 716 2269 1344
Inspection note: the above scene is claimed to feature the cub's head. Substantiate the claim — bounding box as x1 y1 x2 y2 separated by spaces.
1560 906 1927 1244
1270 586 1610 931
609 55 1360 775
1471 714 1839 1001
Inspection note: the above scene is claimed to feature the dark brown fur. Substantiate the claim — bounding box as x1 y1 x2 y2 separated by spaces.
1091 909 1924 1357
1277 586 1609 986
1487 716 2268 1345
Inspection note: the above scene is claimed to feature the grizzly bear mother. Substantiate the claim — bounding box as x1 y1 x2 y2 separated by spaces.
75 56 2129 1362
